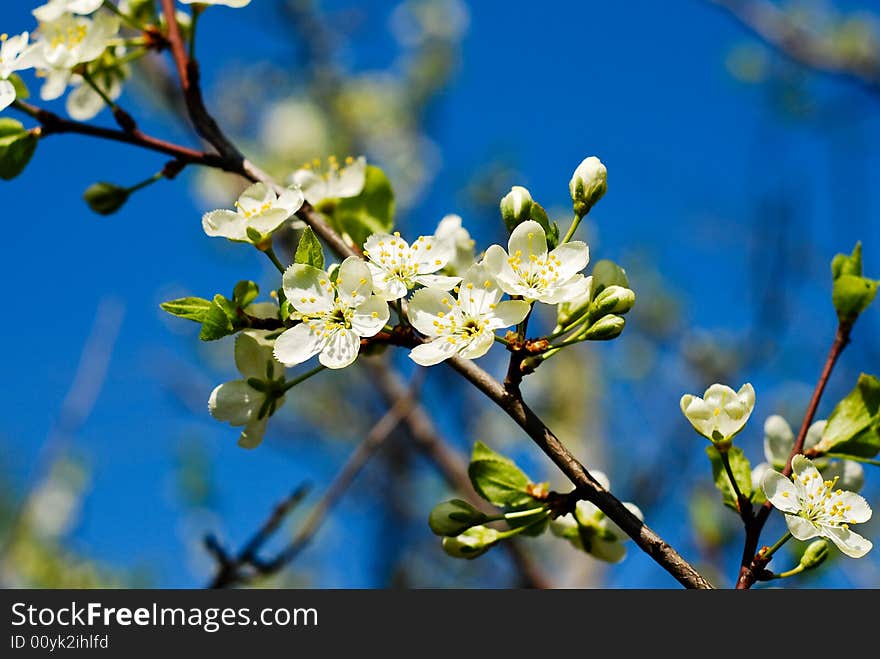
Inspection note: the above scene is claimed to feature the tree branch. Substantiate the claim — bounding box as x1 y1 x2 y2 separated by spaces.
709 0 880 95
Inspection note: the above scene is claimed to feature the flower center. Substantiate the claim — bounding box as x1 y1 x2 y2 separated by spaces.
300 155 355 181
235 200 274 219
49 24 88 50
797 473 852 525
506 241 563 292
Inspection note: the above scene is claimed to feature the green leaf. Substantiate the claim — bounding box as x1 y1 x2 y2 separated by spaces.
159 297 213 322
83 182 131 215
199 300 235 341
816 374 880 458
831 243 863 280
9 73 29 101
294 226 325 270
468 442 535 508
333 165 395 247
428 499 489 537
233 280 259 308
0 118 37 180
832 274 877 321
705 445 752 510
590 260 630 301
212 293 237 318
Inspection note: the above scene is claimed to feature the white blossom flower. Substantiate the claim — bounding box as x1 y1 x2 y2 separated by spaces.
363 231 461 301
209 331 285 449
680 382 755 444
433 214 476 276
273 257 389 369
65 66 124 120
33 12 120 101
550 470 642 563
180 0 252 6
407 263 530 366
0 32 39 111
757 415 864 491
483 220 590 304
290 155 366 206
569 155 607 212
762 455 873 558
202 182 304 243
32 0 103 22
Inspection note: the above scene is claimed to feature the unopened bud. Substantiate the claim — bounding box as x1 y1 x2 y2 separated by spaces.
569 156 607 216
590 285 635 316
583 314 625 341
83 182 130 215
798 540 830 571
429 499 488 537
440 526 499 559
500 185 534 232
556 277 593 328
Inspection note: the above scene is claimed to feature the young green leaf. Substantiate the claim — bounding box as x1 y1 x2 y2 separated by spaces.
333 165 395 247
705 445 753 510
0 118 37 181
233 280 260 308
294 226 325 270
816 374 880 458
467 442 536 508
199 300 236 341
159 297 214 322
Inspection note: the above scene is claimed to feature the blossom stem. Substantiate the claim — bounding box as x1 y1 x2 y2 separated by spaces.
282 365 326 392
102 0 147 32
494 512 551 540
561 211 586 244
719 449 752 519
775 564 805 579
761 532 793 561
81 71 120 112
264 246 286 274
188 5 205 61
494 334 512 348
127 171 164 193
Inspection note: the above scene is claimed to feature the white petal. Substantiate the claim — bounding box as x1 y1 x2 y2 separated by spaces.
65 81 106 120
275 186 304 215
282 264 335 314
762 470 801 514
336 257 374 306
409 340 458 366
236 182 273 215
822 525 873 558
351 296 390 337
702 383 737 410
804 420 826 452
680 394 713 439
411 236 452 273
0 80 15 111
489 300 530 329
791 455 821 482
751 462 773 493
548 241 589 280
332 156 366 198
273 324 326 367
70 0 105 13
247 208 291 235
319 328 360 369
482 244 518 289
238 415 268 450
458 331 494 360
764 414 794 467
414 274 461 290
836 492 872 524
208 380 260 426
459 264 503 316
537 275 591 305
508 220 547 259
40 68 71 101
821 460 864 493
291 169 328 205
785 514 820 541
234 330 279 379
202 209 249 241
408 288 453 337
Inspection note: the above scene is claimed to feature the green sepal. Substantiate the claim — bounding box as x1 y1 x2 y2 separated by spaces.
428 499 489 537
333 165 395 247
294 226 325 270
705 445 753 510
9 73 29 100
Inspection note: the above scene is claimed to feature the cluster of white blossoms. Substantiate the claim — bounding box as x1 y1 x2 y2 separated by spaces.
1 1 255 116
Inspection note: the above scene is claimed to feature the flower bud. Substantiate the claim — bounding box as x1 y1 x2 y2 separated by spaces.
429 499 488 537
583 314 625 341
440 525 499 559
83 182 130 215
590 285 635 317
798 540 830 571
500 185 534 232
569 156 607 216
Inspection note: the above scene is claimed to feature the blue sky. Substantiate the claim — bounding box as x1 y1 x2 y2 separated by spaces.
2 1 878 588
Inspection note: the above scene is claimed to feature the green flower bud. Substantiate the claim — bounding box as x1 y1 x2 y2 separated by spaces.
429 499 489 537
440 525 499 559
799 540 830 571
83 182 131 215
590 285 636 317
556 277 593 328
500 185 534 232
583 314 625 340
569 156 607 216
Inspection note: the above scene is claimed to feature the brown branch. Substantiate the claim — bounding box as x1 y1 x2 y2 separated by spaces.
735 320 853 589
709 0 880 94
208 375 423 588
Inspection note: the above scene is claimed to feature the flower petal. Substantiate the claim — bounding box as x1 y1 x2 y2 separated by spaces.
208 380 260 426
409 339 458 366
408 288 454 337
459 264 502 317
336 257 373 306
318 328 360 369
276 186 305 215
414 274 461 291
548 241 589 281
282 264 335 314
763 414 794 468
836 491 872 524
236 182 273 215
822 525 873 558
291 169 327 205
238 415 268 450
411 236 452 274
507 220 547 259
234 330 279 379
822 459 864 493
481 244 518 290
248 208 291 235
489 300 530 329
785 514 820 541
0 80 15 112
40 68 72 101
680 394 713 439
351 296 390 337
537 274 591 305
458 331 494 360
762 470 801 514
202 209 249 242
273 324 326 367
332 155 367 198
